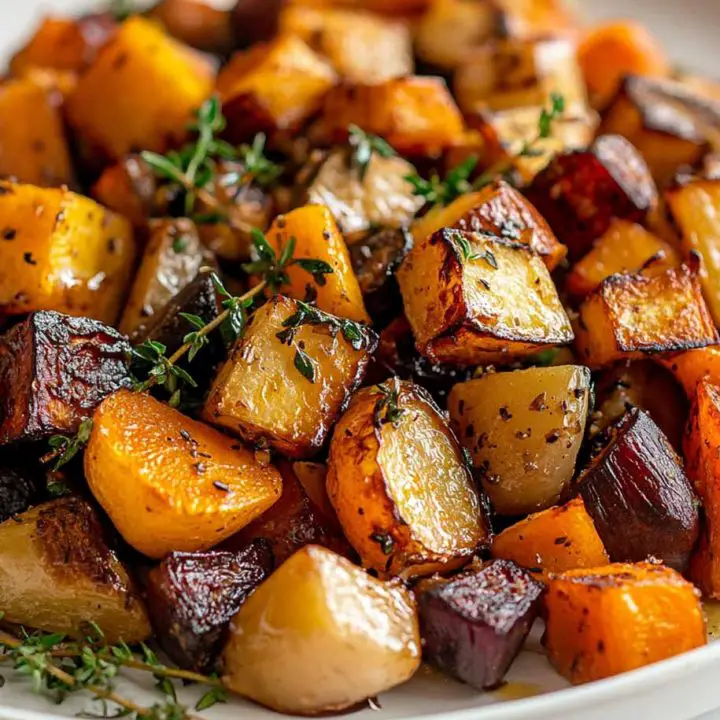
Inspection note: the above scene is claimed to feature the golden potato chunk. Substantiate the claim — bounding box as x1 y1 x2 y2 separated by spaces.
397 228 573 365
327 381 488 577
0 497 150 643
575 260 719 368
223 545 421 715
67 17 214 160
0 181 135 324
449 365 591 516
203 295 376 459
85 390 283 559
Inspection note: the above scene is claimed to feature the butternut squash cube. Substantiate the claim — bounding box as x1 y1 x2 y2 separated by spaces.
85 390 283 559
661 347 720 397
575 261 718 368
397 228 573 365
67 17 214 160
203 295 376 459
0 181 135 324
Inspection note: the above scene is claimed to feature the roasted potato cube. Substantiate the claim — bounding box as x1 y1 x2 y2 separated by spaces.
322 76 465 156
525 134 658 261
327 381 488 577
85 390 283 559
492 498 608 579
119 219 210 337
302 148 423 240
145 539 273 673
0 181 135 323
148 0 234 55
661 347 720 397
279 6 412 83
0 75 72 187
600 76 719 186
397 229 573 366
455 37 587 115
203 296 375 458
265 204 369 322
67 17 214 161
0 311 130 444
419 559 543 690
667 177 720 327
223 545 421 715
580 409 699 572
218 34 337 143
411 179 566 270
0 497 151 642
545 563 706 685
448 365 591 516
574 261 718 368
566 219 680 297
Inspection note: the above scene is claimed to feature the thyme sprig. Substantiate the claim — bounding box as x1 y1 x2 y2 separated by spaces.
348 125 396 179
46 418 94 470
373 377 405 429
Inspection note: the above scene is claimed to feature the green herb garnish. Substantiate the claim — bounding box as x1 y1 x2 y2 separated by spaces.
348 125 396 179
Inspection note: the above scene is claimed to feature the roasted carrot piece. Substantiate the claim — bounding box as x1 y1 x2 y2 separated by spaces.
660 347 720 397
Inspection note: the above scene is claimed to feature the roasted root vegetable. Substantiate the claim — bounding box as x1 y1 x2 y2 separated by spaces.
579 408 699 572
492 498 609 579
0 459 41 523
67 17 214 161
525 134 658 261
661 347 720 397
574 260 718 368
0 311 130 444
264 205 370 323
327 381 488 577
0 497 151 643
145 539 273 673
203 295 375 458
448 365 591 516
544 563 706 684
397 229 573 366
418 559 543 689
411 179 566 270
218 34 337 143
85 390 283 559
222 545 421 715
0 181 135 324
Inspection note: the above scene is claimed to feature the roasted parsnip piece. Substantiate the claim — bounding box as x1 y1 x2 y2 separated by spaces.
449 365 591 516
0 311 130 444
327 381 488 577
398 229 573 366
203 295 375 458
545 563 706 685
223 545 421 715
85 390 283 559
0 497 151 643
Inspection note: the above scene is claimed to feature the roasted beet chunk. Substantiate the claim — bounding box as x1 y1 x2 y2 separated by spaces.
418 559 543 690
579 408 699 572
0 460 41 522
525 135 657 261
145 539 273 672
0 311 130 443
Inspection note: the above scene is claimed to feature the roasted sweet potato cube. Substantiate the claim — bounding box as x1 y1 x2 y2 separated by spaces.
545 563 706 684
574 261 718 368
279 6 412 83
566 219 680 297
525 134 658 261
661 347 720 397
119 219 210 337
0 311 130 444
579 409 699 572
397 229 573 366
600 76 719 185
0 75 72 187
0 181 135 324
145 539 273 672
85 390 283 559
203 295 376 459
67 17 214 160
322 76 465 156
411 179 566 270
418 559 543 690
218 34 337 143
91 155 157 227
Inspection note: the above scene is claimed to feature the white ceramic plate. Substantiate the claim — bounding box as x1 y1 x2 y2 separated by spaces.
0 0 719 718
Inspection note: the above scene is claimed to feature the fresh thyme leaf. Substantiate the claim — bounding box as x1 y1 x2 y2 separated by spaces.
172 235 188 254
46 478 70 498
48 418 94 471
539 92 566 139
195 685 229 712
373 377 405 429
529 348 560 367
405 155 477 208
250 227 276 265
293 258 334 286
238 133 282 187
370 532 394 556
140 152 185 184
293 347 316 383
349 125 396 179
